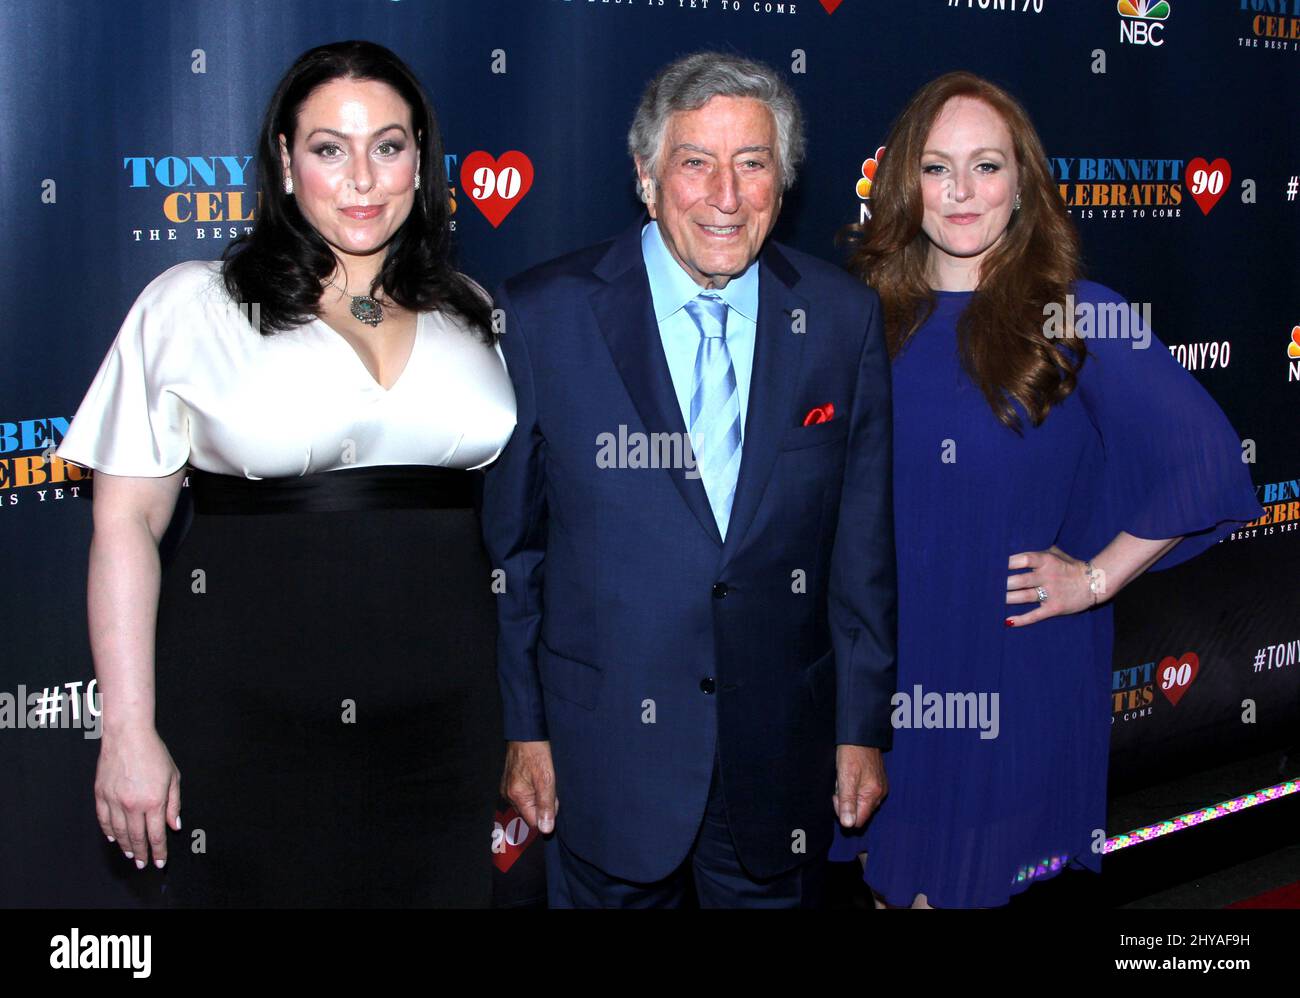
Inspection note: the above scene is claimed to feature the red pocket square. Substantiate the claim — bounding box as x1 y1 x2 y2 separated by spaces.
802 403 835 426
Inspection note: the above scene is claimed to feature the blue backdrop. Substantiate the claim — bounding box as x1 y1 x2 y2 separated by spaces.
2 0 1297 907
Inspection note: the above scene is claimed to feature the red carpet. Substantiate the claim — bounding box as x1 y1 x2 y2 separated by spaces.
1226 881 1300 909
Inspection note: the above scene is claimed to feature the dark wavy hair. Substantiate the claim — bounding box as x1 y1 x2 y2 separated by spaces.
221 40 492 342
846 71 1085 431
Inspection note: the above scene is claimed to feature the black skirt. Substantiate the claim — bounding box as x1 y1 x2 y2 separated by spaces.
154 466 503 908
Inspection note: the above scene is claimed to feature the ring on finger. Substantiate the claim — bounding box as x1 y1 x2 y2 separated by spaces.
1036 586 1049 603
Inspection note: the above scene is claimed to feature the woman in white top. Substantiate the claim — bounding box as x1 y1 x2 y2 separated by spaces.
56 40 516 907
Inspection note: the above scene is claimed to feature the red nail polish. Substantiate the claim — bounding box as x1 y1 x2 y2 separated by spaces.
1005 618 1015 627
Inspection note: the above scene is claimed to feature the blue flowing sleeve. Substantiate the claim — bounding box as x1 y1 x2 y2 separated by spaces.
1062 280 1263 572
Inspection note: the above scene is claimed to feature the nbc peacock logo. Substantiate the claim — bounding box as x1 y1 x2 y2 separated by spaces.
1118 0 1170 47
1288 324 1300 382
855 146 885 223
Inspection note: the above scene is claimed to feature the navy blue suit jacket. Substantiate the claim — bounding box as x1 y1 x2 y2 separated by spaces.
482 221 897 882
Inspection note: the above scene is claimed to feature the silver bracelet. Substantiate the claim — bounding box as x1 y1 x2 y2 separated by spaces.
1083 560 1102 606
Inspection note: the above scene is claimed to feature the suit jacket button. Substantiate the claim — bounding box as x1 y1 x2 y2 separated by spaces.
700 677 716 694
712 583 729 599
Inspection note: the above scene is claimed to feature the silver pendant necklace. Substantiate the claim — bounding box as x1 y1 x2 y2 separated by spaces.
325 276 385 327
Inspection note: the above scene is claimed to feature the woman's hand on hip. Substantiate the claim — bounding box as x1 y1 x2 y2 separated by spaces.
1005 545 1093 627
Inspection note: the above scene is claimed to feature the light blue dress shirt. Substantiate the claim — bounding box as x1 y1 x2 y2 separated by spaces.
641 221 758 436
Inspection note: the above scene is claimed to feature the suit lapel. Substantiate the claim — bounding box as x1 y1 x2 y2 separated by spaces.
589 226 809 557
719 244 808 570
590 224 724 547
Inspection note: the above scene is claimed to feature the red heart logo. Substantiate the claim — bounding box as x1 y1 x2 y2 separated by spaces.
1184 157 1231 216
491 805 536 873
1157 652 1199 707
460 151 534 228
820 0 843 12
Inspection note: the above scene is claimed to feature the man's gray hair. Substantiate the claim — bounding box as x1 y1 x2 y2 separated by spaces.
628 51 805 199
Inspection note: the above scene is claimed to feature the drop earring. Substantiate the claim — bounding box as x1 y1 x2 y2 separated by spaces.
284 177 294 195
1013 192 1022 211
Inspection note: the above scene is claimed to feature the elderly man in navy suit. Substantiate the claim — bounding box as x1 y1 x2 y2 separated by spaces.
482 51 896 907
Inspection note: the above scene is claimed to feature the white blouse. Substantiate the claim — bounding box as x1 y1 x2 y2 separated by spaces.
56 260 517 479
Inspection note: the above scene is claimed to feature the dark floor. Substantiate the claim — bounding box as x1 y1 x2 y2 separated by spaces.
1107 747 1300 909
826 747 1300 909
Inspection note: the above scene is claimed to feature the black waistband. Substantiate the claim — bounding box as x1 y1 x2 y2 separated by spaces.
188 465 481 515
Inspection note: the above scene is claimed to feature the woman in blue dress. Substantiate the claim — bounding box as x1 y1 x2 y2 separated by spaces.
829 71 1262 908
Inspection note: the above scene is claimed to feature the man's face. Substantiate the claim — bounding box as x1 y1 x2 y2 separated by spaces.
637 95 782 290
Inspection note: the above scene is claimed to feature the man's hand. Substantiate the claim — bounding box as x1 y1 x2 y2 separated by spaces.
502 740 558 834
833 745 887 828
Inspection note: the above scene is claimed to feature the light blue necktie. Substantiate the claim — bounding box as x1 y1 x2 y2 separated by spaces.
685 292 742 539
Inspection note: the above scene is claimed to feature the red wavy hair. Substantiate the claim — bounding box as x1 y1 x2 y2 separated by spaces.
848 71 1085 431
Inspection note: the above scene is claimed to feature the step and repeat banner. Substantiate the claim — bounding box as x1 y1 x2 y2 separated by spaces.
2 0 1297 907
